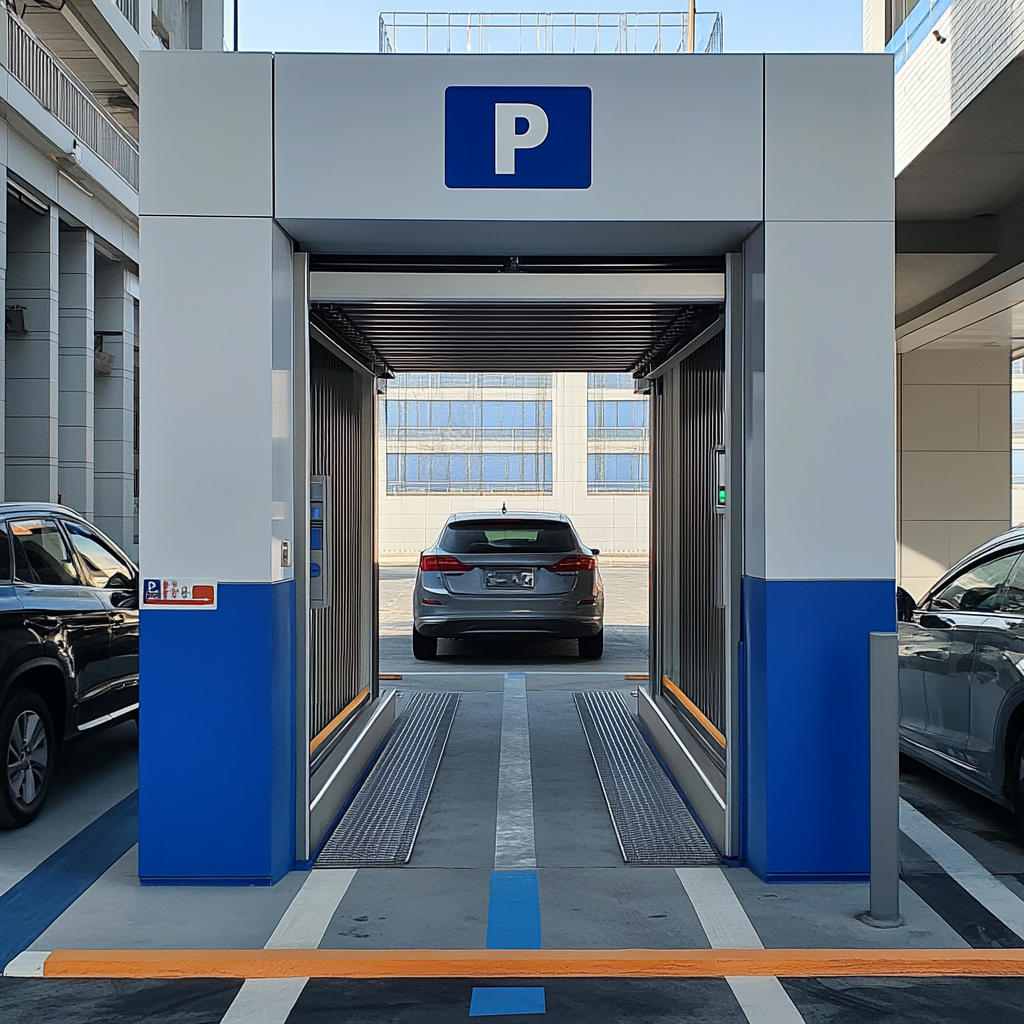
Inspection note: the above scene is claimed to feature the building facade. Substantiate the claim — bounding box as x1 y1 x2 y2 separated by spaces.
864 0 1024 598
377 371 650 561
0 0 220 558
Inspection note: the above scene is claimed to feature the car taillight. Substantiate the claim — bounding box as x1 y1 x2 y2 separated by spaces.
546 555 596 573
420 554 470 574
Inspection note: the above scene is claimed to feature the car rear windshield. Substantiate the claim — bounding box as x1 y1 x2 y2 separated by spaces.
442 520 575 555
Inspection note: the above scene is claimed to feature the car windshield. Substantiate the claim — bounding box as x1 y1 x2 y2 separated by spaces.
442 520 575 555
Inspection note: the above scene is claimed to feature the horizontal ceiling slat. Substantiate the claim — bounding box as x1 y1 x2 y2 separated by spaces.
311 298 711 373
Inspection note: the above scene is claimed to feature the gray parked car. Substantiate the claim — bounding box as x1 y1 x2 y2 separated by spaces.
899 527 1024 826
412 510 604 660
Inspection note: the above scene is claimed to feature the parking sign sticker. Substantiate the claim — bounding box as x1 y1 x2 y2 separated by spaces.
445 86 592 189
143 579 217 609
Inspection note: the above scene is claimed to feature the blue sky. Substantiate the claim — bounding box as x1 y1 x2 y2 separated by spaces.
233 1 864 54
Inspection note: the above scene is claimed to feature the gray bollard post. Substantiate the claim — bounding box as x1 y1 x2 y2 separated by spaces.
860 631 903 927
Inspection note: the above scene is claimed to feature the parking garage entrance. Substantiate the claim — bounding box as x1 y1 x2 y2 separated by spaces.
138 50 895 886
295 258 740 868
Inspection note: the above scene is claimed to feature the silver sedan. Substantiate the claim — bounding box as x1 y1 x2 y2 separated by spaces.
412 510 604 660
899 527 1024 827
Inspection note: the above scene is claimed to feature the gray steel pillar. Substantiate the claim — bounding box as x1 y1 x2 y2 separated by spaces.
58 227 95 517
861 631 903 927
94 256 136 552
6 198 58 502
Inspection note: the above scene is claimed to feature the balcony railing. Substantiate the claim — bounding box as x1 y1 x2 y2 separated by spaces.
115 0 140 32
6 10 139 191
886 0 953 74
380 11 724 55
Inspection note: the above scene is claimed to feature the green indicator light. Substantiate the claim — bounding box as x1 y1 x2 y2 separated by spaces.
718 487 727 504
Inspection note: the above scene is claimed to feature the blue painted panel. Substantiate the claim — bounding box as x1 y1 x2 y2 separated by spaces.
485 870 542 949
742 577 896 881
470 987 546 1016
138 581 295 884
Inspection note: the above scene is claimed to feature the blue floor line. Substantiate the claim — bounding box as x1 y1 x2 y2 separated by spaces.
485 869 542 950
0 789 138 969
472 869 545 1016
470 987 546 1016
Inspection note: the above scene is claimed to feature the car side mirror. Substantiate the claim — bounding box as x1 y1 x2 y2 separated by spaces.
107 569 138 593
591 548 600 556
896 586 916 623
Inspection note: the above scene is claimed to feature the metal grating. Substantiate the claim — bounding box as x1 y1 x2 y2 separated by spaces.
574 690 719 866
317 693 459 867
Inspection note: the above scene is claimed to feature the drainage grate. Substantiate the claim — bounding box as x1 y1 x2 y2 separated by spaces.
317 692 459 867
574 690 719 866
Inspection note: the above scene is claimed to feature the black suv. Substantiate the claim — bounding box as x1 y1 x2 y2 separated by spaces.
0 504 138 828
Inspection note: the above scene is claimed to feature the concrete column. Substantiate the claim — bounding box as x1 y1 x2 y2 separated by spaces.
139 51 291 884
898 347 1010 600
6 199 58 502
551 371 587 518
741 55 895 882
94 256 136 552
58 228 95 517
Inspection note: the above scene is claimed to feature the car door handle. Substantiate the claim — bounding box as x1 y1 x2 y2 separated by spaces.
25 615 60 630
110 613 125 625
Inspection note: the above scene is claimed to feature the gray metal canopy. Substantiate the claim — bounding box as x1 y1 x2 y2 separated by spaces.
309 269 725 374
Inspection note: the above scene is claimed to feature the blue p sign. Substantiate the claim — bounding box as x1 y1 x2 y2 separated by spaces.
445 86 592 189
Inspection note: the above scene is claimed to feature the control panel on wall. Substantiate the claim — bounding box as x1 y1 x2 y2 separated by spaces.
310 476 331 609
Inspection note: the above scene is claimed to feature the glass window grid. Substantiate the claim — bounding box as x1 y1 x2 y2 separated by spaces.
587 399 649 439
386 399 552 439
587 453 649 493
387 452 553 494
392 372 552 389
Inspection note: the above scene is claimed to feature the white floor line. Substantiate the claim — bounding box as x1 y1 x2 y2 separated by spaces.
493 672 536 869
900 797 1024 940
218 868 357 1024
676 868 805 1024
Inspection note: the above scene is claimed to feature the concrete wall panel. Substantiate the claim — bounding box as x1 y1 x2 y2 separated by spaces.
765 54 894 223
274 53 764 226
762 219 896 581
140 51 272 217
139 215 275 581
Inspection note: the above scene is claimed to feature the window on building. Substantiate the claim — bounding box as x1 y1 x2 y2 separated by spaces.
587 454 649 493
587 400 649 437
386 453 553 494
587 373 636 390
391 373 552 389
386 399 551 436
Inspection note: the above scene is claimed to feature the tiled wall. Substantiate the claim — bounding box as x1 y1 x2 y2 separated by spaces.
894 2 1024 174
899 345 1010 599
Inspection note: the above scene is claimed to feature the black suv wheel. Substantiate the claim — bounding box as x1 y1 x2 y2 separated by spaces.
0 689 56 828
412 627 437 660
579 630 604 659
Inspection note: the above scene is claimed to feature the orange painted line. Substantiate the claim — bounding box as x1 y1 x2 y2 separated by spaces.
309 687 370 756
662 677 726 749
624 674 649 680
39 948 1024 980
379 674 403 680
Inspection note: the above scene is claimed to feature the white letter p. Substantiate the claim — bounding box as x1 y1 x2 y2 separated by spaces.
494 103 549 175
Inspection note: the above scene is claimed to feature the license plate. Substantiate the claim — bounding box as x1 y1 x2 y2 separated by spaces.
486 569 535 589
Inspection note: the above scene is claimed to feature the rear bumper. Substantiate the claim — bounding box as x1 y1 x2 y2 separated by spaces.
415 615 602 639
